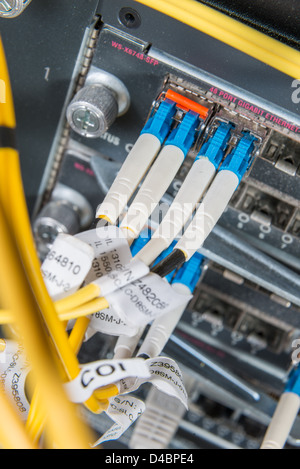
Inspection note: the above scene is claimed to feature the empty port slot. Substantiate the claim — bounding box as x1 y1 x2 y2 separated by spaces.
288 210 300 237
261 131 300 174
231 182 297 232
192 291 241 331
237 416 266 439
232 312 288 353
196 396 234 419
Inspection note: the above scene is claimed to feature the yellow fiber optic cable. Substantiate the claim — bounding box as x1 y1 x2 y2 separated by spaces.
0 36 127 443
69 317 92 355
2 148 81 379
135 0 300 79
0 38 103 414
55 283 102 315
0 44 15 128
0 203 94 448
0 389 37 449
25 388 46 445
93 384 119 402
2 150 104 411
26 307 110 444
0 297 110 325
26 318 93 444
0 310 11 324
0 338 5 352
0 36 80 381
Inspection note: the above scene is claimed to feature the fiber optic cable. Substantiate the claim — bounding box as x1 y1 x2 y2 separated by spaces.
55 282 102 315
53 108 207 315
0 297 110 325
0 202 94 448
135 0 300 79
96 99 177 224
0 37 101 438
0 60 82 380
0 388 37 449
152 132 257 277
112 239 180 361
120 110 200 243
137 253 204 359
261 366 300 449
0 40 97 398
113 328 145 360
53 236 173 318
135 121 233 265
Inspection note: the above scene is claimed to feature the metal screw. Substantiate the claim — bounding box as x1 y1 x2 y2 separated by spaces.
66 84 119 138
0 0 17 12
72 108 100 135
0 0 32 18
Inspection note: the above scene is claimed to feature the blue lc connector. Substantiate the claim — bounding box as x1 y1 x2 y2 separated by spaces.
165 110 200 155
284 366 300 396
172 252 205 293
140 99 177 144
196 122 233 169
130 230 152 258
220 131 257 182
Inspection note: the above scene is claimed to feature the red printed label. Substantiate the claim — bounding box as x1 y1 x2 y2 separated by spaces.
209 87 300 135
74 162 95 177
111 41 159 66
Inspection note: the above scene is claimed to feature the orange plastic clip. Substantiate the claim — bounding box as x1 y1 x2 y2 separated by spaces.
165 89 209 119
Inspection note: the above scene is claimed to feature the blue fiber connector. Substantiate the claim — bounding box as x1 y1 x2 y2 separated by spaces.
130 230 152 257
140 100 177 144
172 252 204 293
165 110 200 155
196 122 233 169
220 131 257 182
284 367 300 396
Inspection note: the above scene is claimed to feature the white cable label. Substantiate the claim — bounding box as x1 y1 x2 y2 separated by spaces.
64 358 150 403
106 273 193 328
41 233 94 301
93 258 150 297
118 357 188 409
76 227 150 336
92 395 145 447
76 226 132 285
89 307 139 337
0 341 31 420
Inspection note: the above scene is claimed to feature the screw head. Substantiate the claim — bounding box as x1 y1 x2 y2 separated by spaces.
66 84 119 138
0 0 32 18
0 0 17 14
72 108 100 135
119 7 141 29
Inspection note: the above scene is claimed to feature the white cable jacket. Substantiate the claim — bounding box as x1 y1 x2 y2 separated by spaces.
113 328 145 359
96 133 161 224
120 144 185 239
137 283 191 358
176 169 239 260
260 392 300 449
136 158 216 265
130 386 186 449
